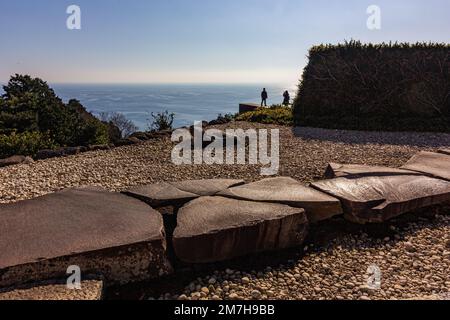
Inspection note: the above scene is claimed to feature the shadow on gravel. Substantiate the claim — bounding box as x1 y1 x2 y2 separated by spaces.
293 127 450 148
105 203 450 300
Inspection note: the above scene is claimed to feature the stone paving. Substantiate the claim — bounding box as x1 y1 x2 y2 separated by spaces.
0 151 449 299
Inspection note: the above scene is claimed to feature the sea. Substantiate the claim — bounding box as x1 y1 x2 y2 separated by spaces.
40 84 296 131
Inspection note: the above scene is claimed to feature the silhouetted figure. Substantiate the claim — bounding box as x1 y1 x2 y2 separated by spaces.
261 88 268 107
283 90 290 106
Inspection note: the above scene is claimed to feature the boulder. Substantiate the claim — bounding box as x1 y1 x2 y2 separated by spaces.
324 163 421 179
438 148 450 155
61 146 82 156
173 196 308 263
35 149 64 160
124 179 245 209
88 144 111 151
311 175 450 224
239 103 260 114
218 177 342 223
0 155 27 168
0 279 103 301
401 151 450 181
0 187 172 288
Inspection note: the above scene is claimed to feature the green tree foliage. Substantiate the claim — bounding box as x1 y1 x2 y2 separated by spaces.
0 75 110 157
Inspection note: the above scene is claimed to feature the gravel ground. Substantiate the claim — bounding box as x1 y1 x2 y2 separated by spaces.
1 121 449 300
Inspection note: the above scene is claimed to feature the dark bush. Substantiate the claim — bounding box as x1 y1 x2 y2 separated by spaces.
0 75 111 158
148 110 175 131
293 41 450 132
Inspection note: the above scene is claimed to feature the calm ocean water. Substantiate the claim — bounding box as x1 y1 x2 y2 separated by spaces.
45 84 296 130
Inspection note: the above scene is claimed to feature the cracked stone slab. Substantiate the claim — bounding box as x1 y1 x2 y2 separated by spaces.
124 179 244 209
0 187 172 288
311 175 450 224
438 148 450 156
401 151 450 181
218 177 342 223
173 196 308 263
324 163 422 179
0 280 103 300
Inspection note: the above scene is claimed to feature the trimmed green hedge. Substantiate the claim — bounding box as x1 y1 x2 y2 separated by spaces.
293 41 450 132
236 106 293 126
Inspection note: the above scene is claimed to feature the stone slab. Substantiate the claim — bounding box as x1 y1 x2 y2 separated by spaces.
218 177 342 223
171 179 245 196
438 148 450 155
173 196 308 263
401 151 450 181
324 163 421 179
124 179 245 209
311 175 450 224
0 187 172 288
0 280 103 300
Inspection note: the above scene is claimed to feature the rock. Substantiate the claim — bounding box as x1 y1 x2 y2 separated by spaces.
0 155 27 168
311 175 450 224
22 156 34 165
61 147 82 156
0 187 172 288
129 132 150 141
437 149 450 156
251 290 261 299
239 103 260 114
35 149 64 160
114 139 135 147
218 177 342 223
127 137 142 144
124 182 199 209
124 179 245 209
171 179 245 197
401 151 450 181
324 163 421 179
172 196 308 263
88 144 110 151
0 279 103 301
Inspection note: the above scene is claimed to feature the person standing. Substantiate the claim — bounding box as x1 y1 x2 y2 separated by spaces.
283 90 290 106
261 88 268 107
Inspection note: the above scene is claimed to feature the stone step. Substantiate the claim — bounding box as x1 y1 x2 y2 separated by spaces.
218 177 343 223
438 148 450 155
401 151 450 181
311 175 450 224
0 187 172 289
0 280 103 301
124 179 244 213
172 196 308 264
324 163 422 179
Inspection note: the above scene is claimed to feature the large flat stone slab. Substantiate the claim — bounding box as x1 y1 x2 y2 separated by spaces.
401 151 450 181
173 196 308 263
324 163 421 179
0 187 172 288
438 148 450 155
0 280 103 300
124 179 244 210
311 175 450 224
218 177 342 223
171 179 245 196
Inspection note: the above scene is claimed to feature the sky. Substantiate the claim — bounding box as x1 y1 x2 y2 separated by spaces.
0 0 449 86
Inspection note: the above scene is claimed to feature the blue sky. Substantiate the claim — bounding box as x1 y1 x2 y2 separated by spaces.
0 0 449 86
